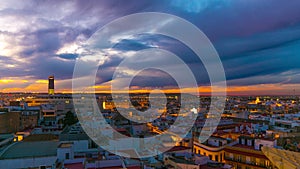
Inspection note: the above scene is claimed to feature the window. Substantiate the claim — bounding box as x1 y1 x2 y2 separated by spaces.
237 155 241 162
246 156 251 164
229 153 233 159
198 150 201 154
256 158 260 165
215 155 219 162
65 153 70 159
209 155 212 160
219 141 223 146
247 139 252 146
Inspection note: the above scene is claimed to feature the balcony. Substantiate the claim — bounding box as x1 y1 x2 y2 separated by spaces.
224 157 269 168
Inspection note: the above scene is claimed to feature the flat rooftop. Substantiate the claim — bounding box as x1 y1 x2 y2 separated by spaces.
0 141 59 159
59 142 73 148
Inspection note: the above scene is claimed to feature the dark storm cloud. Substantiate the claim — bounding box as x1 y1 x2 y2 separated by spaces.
219 24 300 84
57 53 79 60
35 29 61 53
113 39 154 51
29 56 76 80
0 0 164 82
98 27 300 87
130 69 178 88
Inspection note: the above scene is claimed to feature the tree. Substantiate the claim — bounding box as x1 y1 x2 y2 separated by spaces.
63 111 78 127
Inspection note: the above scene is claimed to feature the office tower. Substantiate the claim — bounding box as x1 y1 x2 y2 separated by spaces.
48 75 54 95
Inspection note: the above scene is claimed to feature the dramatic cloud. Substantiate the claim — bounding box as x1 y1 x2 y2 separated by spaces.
0 0 300 94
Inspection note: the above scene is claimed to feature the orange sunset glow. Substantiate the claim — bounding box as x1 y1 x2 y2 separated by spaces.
0 79 299 96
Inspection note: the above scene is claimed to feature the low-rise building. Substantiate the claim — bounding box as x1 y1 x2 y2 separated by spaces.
224 136 277 169
0 140 59 169
163 152 232 169
0 111 21 134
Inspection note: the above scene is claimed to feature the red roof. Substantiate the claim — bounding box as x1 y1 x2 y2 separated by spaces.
64 163 84 169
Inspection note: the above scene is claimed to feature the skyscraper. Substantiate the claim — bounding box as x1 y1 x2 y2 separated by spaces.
48 75 54 95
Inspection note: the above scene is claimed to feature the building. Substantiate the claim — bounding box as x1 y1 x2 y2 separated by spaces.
41 104 58 126
163 152 232 169
59 123 97 152
0 111 21 134
48 75 54 95
39 104 64 134
20 111 39 130
224 136 277 169
25 94 72 107
0 140 59 169
193 136 236 163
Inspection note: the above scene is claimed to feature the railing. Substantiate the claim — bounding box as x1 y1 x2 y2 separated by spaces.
194 140 238 152
224 157 268 168
224 145 264 155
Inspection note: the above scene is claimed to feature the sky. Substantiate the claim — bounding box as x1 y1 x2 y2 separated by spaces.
0 0 300 95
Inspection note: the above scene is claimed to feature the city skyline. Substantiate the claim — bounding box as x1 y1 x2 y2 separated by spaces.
1 1 300 168
1 0 300 95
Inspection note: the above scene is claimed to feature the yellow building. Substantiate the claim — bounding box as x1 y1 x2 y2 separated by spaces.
193 135 278 169
193 136 228 163
102 101 115 110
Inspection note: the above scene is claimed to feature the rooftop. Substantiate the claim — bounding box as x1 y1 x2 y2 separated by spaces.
64 162 84 169
0 134 14 140
0 141 59 159
23 134 58 142
59 142 73 148
232 144 255 150
166 146 191 152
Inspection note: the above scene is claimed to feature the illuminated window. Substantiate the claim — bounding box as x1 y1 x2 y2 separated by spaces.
256 158 260 165
229 153 233 159
265 160 270 166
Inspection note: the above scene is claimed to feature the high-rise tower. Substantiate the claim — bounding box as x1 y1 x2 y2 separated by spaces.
48 75 54 95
